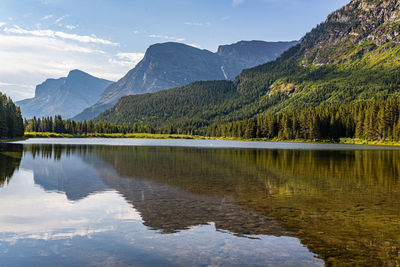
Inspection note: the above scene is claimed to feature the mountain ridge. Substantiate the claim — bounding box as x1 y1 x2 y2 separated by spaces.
73 40 297 121
94 0 400 133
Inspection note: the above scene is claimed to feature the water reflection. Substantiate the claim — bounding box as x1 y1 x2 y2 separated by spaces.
92 146 400 266
0 144 22 187
23 145 109 200
0 143 399 266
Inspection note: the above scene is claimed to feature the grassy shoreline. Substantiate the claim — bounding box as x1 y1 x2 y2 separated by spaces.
23 132 400 146
24 132 208 140
0 137 28 142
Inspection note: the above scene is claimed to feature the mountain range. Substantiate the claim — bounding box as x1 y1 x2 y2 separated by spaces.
94 0 400 132
72 40 297 121
16 40 296 120
16 70 113 119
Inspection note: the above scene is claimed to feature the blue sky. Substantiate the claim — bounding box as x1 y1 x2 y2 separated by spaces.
0 0 350 101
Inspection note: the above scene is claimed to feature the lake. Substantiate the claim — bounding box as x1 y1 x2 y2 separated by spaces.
0 138 399 266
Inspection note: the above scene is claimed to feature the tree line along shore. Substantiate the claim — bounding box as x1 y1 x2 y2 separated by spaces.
21 98 400 146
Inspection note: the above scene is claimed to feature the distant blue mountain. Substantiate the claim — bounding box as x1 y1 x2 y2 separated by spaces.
16 70 113 119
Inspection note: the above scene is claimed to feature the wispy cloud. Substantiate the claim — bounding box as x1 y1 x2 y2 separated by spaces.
0 33 105 54
40 0 63 5
188 43 202 49
148 34 185 42
0 34 108 76
0 32 125 100
4 26 118 46
0 172 141 244
55 14 70 24
0 81 33 88
0 22 5 28
65 25 78 30
117 52 144 62
42 14 53 20
109 52 144 67
0 86 34 100
0 81 34 99
133 30 140 34
184 22 211 27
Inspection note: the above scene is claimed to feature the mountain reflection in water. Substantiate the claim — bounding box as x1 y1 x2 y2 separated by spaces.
0 143 399 266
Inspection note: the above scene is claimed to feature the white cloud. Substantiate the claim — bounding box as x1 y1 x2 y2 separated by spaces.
0 170 141 243
0 22 5 28
0 81 14 87
0 81 33 88
0 34 110 78
42 14 53 20
0 82 34 100
0 22 139 101
4 26 118 46
109 52 144 67
184 22 211 27
0 33 128 100
148 34 185 42
0 35 107 76
188 43 202 49
117 52 144 62
65 25 78 30
133 30 140 34
0 34 105 54
108 59 131 67
55 14 70 24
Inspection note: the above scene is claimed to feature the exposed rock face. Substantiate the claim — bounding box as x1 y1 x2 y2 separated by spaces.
297 0 400 65
73 41 297 121
16 70 113 119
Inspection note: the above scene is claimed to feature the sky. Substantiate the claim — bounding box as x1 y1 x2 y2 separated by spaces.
0 0 350 101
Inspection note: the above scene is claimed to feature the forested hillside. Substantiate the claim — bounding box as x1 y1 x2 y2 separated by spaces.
94 0 400 140
94 81 240 132
234 0 400 112
73 41 296 121
208 98 400 141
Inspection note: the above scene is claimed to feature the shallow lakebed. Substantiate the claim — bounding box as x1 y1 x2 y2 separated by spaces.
0 139 399 266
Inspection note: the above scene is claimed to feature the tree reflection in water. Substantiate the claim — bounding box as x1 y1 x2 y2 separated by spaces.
21 144 400 266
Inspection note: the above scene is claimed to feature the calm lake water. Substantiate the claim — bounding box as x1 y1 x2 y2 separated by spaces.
0 139 399 266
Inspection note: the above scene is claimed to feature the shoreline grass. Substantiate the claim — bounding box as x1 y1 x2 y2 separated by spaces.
0 137 27 142
23 132 400 146
24 132 209 140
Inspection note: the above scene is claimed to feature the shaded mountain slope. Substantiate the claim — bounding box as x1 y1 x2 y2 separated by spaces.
16 70 113 119
74 41 297 121
94 81 239 129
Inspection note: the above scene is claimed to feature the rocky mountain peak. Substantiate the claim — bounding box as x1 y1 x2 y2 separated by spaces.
67 69 90 79
73 40 297 121
16 70 113 119
296 0 400 65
